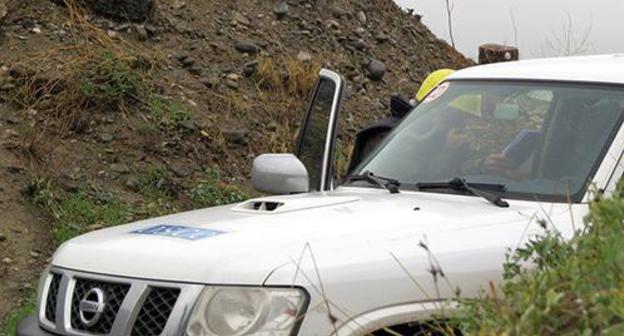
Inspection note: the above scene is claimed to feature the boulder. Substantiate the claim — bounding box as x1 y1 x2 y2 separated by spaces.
366 59 386 81
235 40 260 54
55 0 156 22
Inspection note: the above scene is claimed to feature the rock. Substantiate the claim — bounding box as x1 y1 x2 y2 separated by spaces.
200 76 220 88
330 6 347 18
225 79 240 90
110 163 130 174
235 40 260 54
375 32 391 43
100 133 114 143
0 232 6 242
357 11 367 24
171 0 186 9
233 12 250 26
133 24 148 41
29 251 40 259
2 257 12 265
144 24 158 35
273 1 288 18
367 59 386 81
267 121 278 131
297 51 312 62
181 57 196 67
226 73 241 81
221 128 248 145
31 27 42 34
326 19 340 30
242 61 258 76
349 39 368 51
169 163 191 177
173 51 190 61
114 23 131 31
125 176 141 192
188 65 203 76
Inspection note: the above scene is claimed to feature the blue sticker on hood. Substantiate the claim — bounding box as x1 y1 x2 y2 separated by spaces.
132 225 224 240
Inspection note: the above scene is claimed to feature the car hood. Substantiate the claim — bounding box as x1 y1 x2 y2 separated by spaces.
52 187 575 285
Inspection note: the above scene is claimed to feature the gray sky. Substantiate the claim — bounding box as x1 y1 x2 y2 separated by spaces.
395 0 624 60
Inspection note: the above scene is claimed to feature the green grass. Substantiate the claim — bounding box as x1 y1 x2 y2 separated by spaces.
77 51 143 108
191 167 250 208
146 94 194 131
133 166 179 217
0 287 37 336
27 179 133 244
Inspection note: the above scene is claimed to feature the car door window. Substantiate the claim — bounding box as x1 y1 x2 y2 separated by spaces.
296 78 337 191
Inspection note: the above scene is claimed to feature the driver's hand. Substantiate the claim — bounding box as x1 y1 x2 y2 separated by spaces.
482 153 513 173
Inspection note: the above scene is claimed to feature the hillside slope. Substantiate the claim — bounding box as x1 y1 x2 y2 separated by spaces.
0 0 472 324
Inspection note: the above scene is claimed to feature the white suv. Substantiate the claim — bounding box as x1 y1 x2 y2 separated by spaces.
18 55 624 336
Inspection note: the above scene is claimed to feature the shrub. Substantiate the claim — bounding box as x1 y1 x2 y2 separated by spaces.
456 184 624 335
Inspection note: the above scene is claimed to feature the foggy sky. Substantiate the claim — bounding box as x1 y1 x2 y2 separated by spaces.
395 0 624 60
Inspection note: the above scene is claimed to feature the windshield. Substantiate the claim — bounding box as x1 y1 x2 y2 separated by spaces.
352 81 624 202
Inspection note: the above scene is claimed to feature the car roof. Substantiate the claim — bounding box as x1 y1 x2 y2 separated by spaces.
449 54 624 86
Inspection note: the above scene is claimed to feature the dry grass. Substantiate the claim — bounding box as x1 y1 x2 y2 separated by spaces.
7 0 157 133
252 57 320 152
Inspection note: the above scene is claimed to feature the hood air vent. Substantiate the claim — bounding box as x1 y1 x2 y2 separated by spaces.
231 196 360 215
243 201 285 212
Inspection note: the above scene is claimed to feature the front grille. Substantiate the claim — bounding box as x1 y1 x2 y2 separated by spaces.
131 287 181 336
70 278 130 334
45 273 62 323
39 268 201 336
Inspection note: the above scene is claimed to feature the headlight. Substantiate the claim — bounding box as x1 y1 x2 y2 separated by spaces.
186 287 308 336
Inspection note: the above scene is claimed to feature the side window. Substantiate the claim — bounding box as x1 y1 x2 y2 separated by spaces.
296 78 337 191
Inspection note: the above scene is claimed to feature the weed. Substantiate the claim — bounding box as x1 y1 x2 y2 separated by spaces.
191 167 250 208
455 182 624 335
77 51 142 108
0 287 36 336
25 178 133 244
145 94 194 131
134 166 178 217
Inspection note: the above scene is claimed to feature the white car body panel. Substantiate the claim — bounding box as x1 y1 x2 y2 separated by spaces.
450 54 624 85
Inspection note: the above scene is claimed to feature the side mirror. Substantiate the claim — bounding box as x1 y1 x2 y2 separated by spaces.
252 154 310 195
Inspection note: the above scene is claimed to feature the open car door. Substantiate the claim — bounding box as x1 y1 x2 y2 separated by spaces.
294 69 346 192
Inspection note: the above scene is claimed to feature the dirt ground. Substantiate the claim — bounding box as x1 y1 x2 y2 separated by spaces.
0 104 53 319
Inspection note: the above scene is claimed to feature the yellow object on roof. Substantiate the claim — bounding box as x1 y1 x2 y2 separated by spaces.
415 69 455 102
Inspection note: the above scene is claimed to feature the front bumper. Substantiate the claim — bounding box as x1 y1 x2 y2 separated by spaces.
17 314 56 336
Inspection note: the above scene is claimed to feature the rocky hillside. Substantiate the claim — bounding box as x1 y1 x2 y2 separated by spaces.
0 0 471 326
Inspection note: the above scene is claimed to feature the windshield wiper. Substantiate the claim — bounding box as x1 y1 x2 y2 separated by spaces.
416 177 509 208
346 171 401 194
